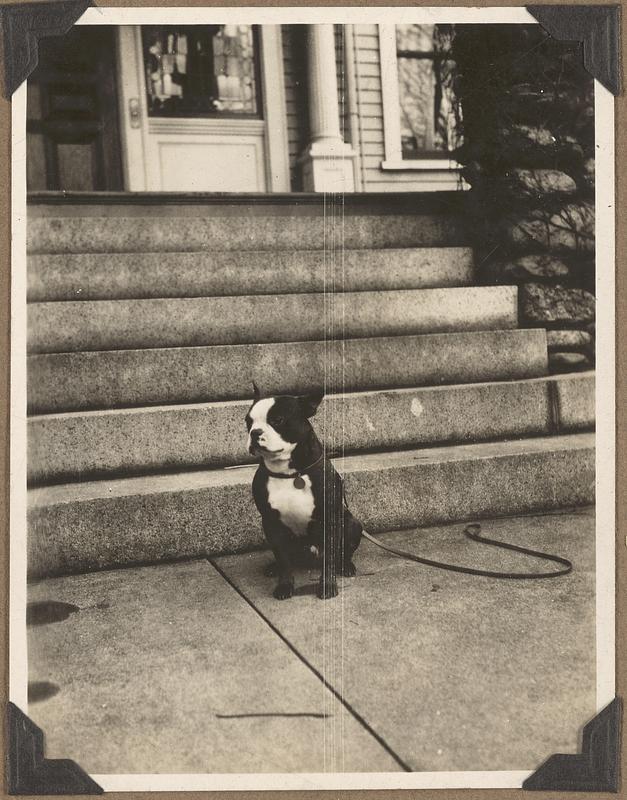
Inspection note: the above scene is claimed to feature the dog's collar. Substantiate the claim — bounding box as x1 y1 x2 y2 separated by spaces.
262 453 324 488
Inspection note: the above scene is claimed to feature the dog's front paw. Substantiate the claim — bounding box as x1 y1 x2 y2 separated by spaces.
338 560 357 577
273 580 294 600
317 578 338 600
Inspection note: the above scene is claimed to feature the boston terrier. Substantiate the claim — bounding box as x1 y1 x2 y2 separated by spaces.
246 384 363 600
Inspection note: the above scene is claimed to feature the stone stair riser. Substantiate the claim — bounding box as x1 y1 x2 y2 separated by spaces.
27 434 594 578
28 214 466 254
28 247 475 302
28 329 549 414
28 374 594 484
28 287 518 354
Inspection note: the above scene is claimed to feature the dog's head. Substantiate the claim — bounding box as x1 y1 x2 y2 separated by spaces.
246 382 323 460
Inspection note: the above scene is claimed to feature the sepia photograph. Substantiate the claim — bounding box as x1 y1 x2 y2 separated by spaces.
8 5 615 792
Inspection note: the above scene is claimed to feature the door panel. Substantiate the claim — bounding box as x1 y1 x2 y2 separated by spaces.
26 26 123 192
157 134 267 192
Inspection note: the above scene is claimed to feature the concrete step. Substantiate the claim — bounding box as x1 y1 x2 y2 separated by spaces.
27 213 466 254
28 286 517 354
27 247 475 301
27 433 595 577
28 329 548 413
28 373 594 484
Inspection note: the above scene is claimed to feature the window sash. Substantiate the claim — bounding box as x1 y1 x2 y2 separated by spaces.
379 24 461 168
141 25 263 120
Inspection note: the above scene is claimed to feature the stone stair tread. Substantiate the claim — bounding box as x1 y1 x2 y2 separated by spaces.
28 286 518 353
28 373 595 484
27 329 549 413
29 432 595 507
27 433 594 578
28 246 475 301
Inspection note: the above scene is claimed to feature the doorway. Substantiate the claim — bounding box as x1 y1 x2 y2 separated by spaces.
117 25 290 192
26 26 124 192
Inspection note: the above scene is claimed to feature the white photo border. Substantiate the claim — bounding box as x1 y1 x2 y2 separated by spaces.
9 5 616 792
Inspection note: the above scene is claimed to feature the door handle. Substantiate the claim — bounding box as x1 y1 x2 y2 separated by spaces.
128 98 141 129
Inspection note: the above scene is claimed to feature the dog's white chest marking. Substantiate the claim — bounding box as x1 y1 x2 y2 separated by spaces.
267 476 314 536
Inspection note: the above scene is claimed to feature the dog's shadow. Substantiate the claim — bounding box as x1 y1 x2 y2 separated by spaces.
261 561 368 597
262 560 319 597
292 582 321 597
262 559 321 577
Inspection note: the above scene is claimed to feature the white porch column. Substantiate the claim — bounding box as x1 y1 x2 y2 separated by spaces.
301 24 356 192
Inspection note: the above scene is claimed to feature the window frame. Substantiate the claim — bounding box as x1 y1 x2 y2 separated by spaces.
378 24 462 174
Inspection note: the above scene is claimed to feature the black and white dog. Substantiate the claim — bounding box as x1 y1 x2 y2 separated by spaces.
246 384 363 600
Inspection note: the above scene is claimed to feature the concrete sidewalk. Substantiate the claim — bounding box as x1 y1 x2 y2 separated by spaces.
27 508 595 776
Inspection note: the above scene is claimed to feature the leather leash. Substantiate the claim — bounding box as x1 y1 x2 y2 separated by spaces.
360 522 572 579
262 454 573 580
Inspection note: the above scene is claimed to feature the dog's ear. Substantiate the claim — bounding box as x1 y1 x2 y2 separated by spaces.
252 381 261 402
299 389 324 418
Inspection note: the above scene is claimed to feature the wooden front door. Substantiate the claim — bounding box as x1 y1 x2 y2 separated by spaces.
117 25 290 192
26 26 124 192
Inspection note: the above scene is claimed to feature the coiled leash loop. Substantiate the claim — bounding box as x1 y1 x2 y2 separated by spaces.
361 522 572 579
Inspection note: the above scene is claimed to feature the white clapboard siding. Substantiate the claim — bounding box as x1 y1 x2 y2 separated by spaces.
280 23 458 193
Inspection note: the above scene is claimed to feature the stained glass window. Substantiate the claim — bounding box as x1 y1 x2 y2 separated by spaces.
141 25 261 118
395 24 461 158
